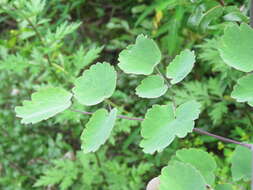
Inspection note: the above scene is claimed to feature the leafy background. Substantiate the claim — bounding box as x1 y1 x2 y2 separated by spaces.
0 0 252 189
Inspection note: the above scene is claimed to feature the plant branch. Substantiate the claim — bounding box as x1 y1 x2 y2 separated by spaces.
11 5 60 81
71 109 252 149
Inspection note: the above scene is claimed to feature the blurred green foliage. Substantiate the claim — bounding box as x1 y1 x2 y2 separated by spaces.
0 0 252 189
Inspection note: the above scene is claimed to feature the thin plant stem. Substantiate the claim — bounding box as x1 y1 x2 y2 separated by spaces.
94 153 108 186
71 109 252 149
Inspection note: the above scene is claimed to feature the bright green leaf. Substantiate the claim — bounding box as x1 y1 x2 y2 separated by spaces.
118 34 161 75
81 108 117 153
15 87 72 124
175 148 217 185
140 100 201 154
159 161 206 190
219 23 253 72
135 75 168 98
166 49 195 84
231 74 253 106
73 62 117 106
231 145 252 181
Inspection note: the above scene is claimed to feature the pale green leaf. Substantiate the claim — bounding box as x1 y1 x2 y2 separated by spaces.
15 87 72 124
219 23 253 72
83 46 104 67
73 62 117 106
140 100 201 154
231 74 253 106
135 75 168 98
118 34 161 75
159 162 206 190
231 145 252 181
81 108 117 153
175 148 217 185
166 49 195 84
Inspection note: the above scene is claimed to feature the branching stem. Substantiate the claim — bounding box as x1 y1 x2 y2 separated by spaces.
71 109 252 149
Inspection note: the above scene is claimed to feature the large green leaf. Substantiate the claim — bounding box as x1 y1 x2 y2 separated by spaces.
231 145 252 181
81 108 117 153
166 49 195 84
118 34 161 75
231 74 253 106
219 23 253 72
15 87 72 124
174 148 217 185
159 161 206 190
72 62 117 106
135 75 168 98
140 100 201 154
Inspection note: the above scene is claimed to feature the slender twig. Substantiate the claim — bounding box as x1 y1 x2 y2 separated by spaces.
71 109 252 149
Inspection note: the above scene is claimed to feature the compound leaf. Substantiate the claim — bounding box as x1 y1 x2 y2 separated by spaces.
175 148 217 185
81 108 117 153
159 161 206 190
231 74 253 106
135 75 168 98
140 100 201 154
118 34 161 75
15 87 72 124
219 23 253 72
231 145 252 181
166 49 195 84
73 62 117 106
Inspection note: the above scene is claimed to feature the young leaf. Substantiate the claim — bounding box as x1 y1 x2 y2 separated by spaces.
140 100 201 154
231 74 253 107
15 87 72 124
175 148 217 185
159 162 206 190
219 23 253 72
231 145 252 181
81 108 117 153
118 34 161 75
135 75 168 98
72 62 117 106
166 49 195 84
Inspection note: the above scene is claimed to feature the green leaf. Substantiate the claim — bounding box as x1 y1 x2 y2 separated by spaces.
140 100 201 154
81 108 117 153
166 49 195 84
231 145 252 181
15 87 72 124
83 46 104 68
175 148 217 185
219 23 253 72
215 184 233 190
73 62 117 106
34 159 78 190
199 6 223 32
159 162 206 190
231 74 253 106
118 34 161 75
135 75 168 98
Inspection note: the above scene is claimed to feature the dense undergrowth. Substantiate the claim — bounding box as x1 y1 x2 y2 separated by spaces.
0 0 252 189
